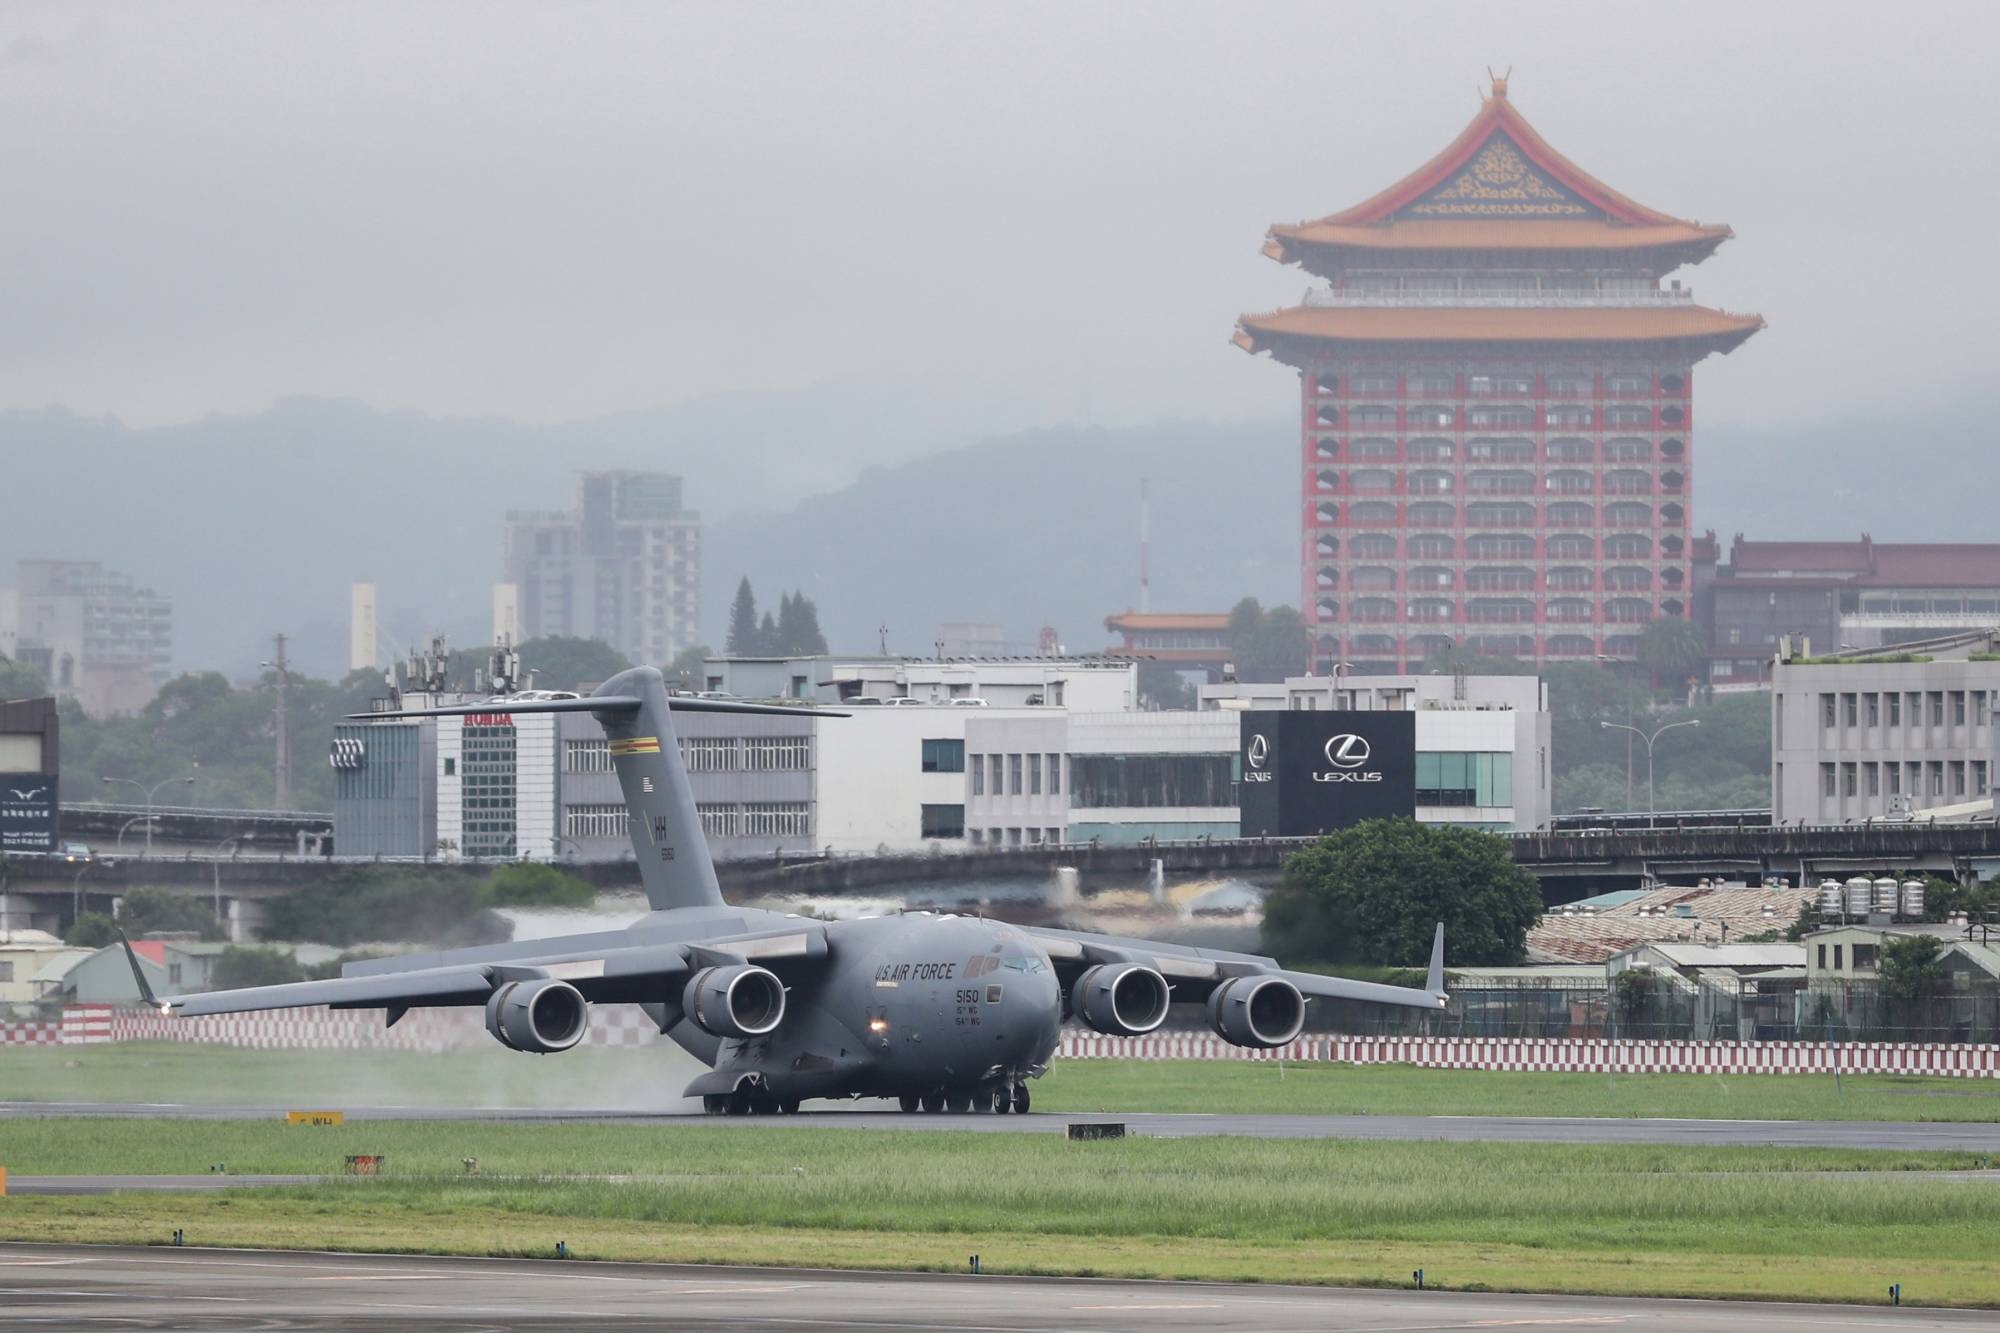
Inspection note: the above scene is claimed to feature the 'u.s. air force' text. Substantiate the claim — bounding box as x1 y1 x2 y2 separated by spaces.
873 961 957 983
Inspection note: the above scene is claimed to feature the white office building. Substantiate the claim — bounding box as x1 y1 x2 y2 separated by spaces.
1770 631 1999 824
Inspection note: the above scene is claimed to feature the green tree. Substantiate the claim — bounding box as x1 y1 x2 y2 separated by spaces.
726 578 760 655
119 888 225 941
210 946 307 990
1136 661 1197 710
1639 617 1708 697
1262 818 1541 967
257 867 508 948
64 912 119 948
773 590 829 656
481 862 596 909
0 654 49 701
1227 598 1309 683
1877 934 1947 1006
755 610 778 655
664 644 712 692
515 636 631 693
1419 644 1531 677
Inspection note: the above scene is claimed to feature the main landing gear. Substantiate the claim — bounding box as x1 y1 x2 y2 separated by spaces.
702 1089 801 1116
897 1080 1030 1114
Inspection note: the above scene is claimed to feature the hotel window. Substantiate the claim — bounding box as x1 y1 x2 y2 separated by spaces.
1351 372 1398 392
1604 405 1652 427
1888 692 1902 725
564 804 630 840
1028 753 1042 795
1866 764 1880 797
1408 438 1453 461
744 736 810 771
1976 691 1991 726
1865 693 1879 726
1842 762 1857 797
970 756 985 795
1545 373 1592 397
1888 764 1902 795
920 804 965 839
1931 763 1946 797
1410 371 1456 394
1930 692 1945 725
697 804 739 838
1009 754 1023 795
1352 438 1398 460
742 802 809 838
682 737 739 772
564 739 613 773
1820 763 1836 798
1547 438 1593 462
1843 693 1857 727
1820 694 1836 727
1606 372 1652 394
1047 754 1062 795
1952 691 1967 725
988 754 1003 794
1954 763 1968 797
1976 761 1990 796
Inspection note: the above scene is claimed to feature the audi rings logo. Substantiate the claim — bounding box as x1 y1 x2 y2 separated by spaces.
1323 733 1370 769
1313 732 1383 784
1243 733 1273 782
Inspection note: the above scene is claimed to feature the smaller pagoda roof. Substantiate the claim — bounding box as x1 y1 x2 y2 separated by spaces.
1265 78 1732 267
1233 304 1765 358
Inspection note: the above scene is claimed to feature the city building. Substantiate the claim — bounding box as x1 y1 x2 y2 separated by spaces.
1103 611 1232 678
3 560 172 715
1699 534 2000 689
1201 671 1553 831
1769 630 1999 824
1234 78 1762 674
502 471 701 668
700 654 1136 711
0 930 88 1005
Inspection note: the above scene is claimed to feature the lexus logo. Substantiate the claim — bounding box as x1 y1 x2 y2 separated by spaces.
1243 732 1274 783
1247 735 1269 770
1323 733 1370 769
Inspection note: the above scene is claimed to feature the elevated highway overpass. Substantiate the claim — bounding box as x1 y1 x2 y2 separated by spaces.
4 822 1996 937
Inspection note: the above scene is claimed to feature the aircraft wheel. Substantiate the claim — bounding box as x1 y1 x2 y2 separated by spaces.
945 1090 972 1113
727 1088 753 1116
920 1089 945 1113
898 1094 920 1113
779 1099 801 1115
1010 1082 1030 1115
702 1094 729 1116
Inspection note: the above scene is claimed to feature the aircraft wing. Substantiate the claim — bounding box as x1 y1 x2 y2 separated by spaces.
127 921 828 1019
1024 921 1448 1013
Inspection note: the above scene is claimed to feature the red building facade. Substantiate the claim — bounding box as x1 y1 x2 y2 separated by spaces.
1235 79 1763 673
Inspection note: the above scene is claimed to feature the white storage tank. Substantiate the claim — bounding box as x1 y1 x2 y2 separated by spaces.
1845 876 1874 917
1818 879 1845 917
1900 880 1926 919
1873 876 1900 913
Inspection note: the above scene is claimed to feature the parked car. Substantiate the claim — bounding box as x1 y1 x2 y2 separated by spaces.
62 842 93 863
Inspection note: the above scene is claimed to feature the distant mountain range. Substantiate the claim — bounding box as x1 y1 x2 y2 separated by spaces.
3 391 1989 679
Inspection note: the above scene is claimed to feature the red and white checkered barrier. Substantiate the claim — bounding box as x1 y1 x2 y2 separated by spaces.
0 1019 60 1046
1059 1031 2000 1079
55 1003 673 1051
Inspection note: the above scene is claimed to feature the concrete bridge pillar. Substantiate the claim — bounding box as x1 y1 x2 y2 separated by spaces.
226 897 267 944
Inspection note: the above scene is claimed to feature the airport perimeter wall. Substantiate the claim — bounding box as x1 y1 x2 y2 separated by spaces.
8 1006 1999 1077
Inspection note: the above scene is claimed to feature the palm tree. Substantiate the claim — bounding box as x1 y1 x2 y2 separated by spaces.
1638 617 1707 698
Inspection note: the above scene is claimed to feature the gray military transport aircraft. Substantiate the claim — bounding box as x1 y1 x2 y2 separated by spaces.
126 666 1447 1114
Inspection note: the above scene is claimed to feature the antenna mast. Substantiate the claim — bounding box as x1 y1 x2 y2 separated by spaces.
1139 476 1151 615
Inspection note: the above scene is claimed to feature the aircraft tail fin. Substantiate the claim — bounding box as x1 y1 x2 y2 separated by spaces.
1426 921 1446 996
348 669 843 912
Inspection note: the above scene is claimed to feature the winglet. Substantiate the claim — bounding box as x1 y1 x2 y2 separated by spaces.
1426 922 1446 998
117 931 166 1012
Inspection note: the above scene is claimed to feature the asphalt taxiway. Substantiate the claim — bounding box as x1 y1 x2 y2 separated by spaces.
7 1099 2000 1151
0 1243 1988 1332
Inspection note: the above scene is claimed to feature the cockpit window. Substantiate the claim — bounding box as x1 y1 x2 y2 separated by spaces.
1001 954 1047 974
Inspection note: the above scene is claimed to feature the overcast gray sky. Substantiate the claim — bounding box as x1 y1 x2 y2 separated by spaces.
2 1 1994 433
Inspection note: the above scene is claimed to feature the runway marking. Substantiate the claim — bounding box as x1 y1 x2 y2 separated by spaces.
307 1273 451 1281
0 1259 92 1266
1070 1302 1225 1310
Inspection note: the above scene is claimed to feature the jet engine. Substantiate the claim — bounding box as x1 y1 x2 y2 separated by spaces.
1205 975 1305 1049
682 964 787 1040
485 978 589 1054
1072 962 1170 1036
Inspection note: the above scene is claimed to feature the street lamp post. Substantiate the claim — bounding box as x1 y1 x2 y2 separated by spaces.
1599 719 1702 826
100 775 195 856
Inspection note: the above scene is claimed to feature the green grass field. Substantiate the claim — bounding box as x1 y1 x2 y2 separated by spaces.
2 1119 1998 1306
8 1042 2000 1121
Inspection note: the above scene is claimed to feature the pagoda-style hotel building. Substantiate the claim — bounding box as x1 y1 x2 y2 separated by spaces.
1235 78 1763 673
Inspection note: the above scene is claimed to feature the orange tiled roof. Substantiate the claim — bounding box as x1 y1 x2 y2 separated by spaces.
1266 80 1729 263
1263 219 1730 259
1105 612 1232 632
1234 304 1765 354
1527 885 1812 965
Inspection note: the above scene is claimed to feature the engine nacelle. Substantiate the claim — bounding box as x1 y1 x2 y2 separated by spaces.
485 978 588 1054
682 964 787 1040
1073 962 1171 1036
1205 975 1305 1049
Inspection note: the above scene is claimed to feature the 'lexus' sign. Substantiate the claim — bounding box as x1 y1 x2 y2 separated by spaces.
1238 713 1413 836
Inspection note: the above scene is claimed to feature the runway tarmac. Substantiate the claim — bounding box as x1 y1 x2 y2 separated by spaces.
7 1099 2000 1151
0 1242 1987 1332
